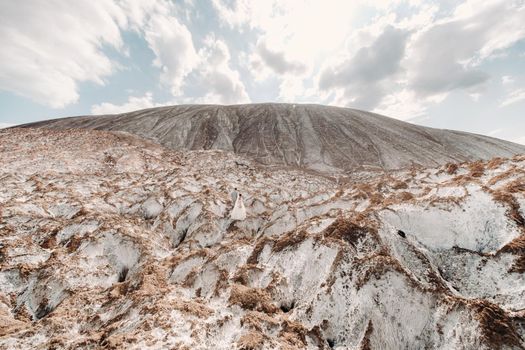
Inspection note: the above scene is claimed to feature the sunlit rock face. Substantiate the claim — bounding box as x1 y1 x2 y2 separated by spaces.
19 103 525 173
1 127 524 349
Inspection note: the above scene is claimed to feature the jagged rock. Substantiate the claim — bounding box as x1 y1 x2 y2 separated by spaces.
141 197 163 219
48 204 80 220
0 127 524 349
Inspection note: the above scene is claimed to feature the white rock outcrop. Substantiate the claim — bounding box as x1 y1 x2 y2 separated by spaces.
0 128 524 349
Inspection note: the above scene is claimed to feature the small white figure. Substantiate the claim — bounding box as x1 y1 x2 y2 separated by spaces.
230 187 238 204
230 193 246 221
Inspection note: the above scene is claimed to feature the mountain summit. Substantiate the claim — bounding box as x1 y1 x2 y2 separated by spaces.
21 103 525 173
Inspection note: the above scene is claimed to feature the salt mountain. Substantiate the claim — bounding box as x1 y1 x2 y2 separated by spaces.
0 104 524 349
21 103 525 173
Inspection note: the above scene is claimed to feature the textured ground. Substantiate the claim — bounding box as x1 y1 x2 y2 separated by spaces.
19 103 525 173
1 127 524 349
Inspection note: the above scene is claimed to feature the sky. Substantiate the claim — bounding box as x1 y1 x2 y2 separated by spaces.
0 0 524 144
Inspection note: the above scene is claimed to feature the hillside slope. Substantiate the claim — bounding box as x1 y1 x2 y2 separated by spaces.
19 104 525 173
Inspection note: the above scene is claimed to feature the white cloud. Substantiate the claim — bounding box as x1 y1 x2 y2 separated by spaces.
91 92 168 114
278 77 309 102
318 25 409 109
111 0 200 97
501 75 514 85
3 0 525 121
212 0 361 84
373 89 428 120
406 0 525 97
0 123 15 129
0 0 200 108
0 0 126 108
453 0 525 61
321 26 409 87
212 0 387 58
469 92 481 101
313 0 525 115
306 5 436 110
191 36 250 104
513 135 525 145
500 88 525 107
210 0 256 29
253 39 307 76
142 10 198 96
487 128 503 136
91 35 250 110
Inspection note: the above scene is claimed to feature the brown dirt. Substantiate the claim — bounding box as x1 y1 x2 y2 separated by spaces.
486 157 505 170
247 237 273 265
471 300 523 348
237 331 265 350
272 230 309 253
279 319 308 348
322 217 379 248
360 320 374 350
445 162 459 175
241 311 279 333
229 284 278 314
468 161 485 178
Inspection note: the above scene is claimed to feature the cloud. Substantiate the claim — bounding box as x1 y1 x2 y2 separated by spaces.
212 0 359 82
142 9 198 96
278 76 312 102
406 0 525 97
406 24 489 95
513 135 525 145
314 0 525 116
318 26 409 109
190 36 250 104
0 123 15 129
91 35 250 109
487 128 503 136
501 75 514 85
0 0 199 108
210 0 256 29
0 1 126 108
109 0 199 96
212 0 362 56
3 0 525 121
320 26 408 88
373 89 429 120
90 92 168 114
254 40 307 76
500 88 525 107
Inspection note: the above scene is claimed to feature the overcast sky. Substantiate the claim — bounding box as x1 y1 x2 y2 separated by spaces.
0 0 524 144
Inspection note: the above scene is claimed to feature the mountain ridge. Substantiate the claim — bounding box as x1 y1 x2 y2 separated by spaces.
18 103 525 173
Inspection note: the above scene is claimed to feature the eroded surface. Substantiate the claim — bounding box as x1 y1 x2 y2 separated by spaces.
20 103 525 173
1 128 524 349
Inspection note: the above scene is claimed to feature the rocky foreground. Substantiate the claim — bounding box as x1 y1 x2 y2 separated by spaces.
1 128 524 349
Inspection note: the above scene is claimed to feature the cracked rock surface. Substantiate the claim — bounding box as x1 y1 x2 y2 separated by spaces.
1 127 525 349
